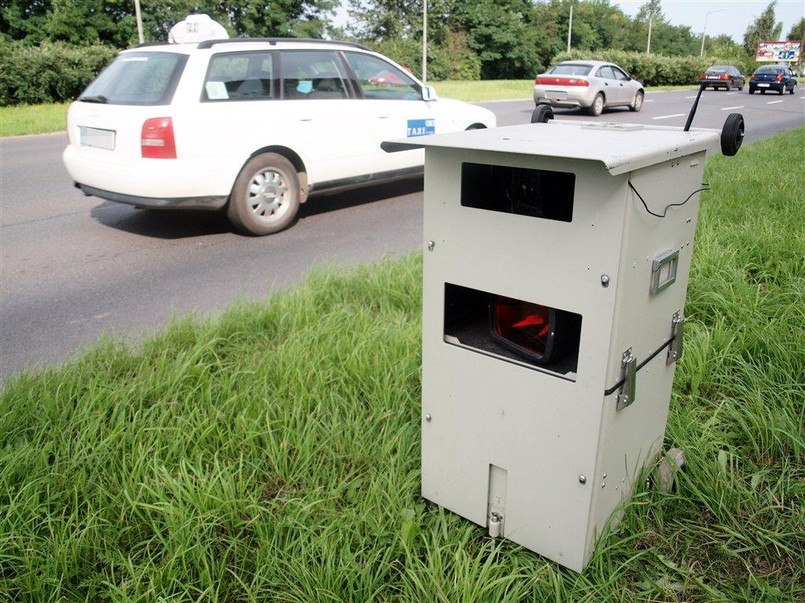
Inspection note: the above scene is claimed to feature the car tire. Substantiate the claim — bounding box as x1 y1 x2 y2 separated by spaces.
726 82 732 92
531 105 554 123
587 93 604 117
790 83 797 95
749 87 755 94
227 153 300 236
761 89 766 94
720 113 745 157
629 91 644 112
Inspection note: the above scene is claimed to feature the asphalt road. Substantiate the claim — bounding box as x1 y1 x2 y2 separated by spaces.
1 89 803 382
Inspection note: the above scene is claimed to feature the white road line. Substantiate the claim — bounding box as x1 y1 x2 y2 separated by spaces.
652 113 686 120
685 95 697 99
766 100 784 105
721 105 745 110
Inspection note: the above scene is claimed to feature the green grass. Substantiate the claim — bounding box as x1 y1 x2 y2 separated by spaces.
432 79 535 101
0 102 70 137
2 129 804 601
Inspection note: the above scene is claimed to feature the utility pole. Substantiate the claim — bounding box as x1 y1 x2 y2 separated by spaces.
422 0 428 83
646 15 652 55
134 0 144 44
567 2 574 53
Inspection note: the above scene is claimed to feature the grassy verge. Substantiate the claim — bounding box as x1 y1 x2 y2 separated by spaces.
2 129 803 601
0 102 71 137
0 83 701 137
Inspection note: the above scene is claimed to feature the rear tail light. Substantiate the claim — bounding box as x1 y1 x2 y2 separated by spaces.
776 73 784 82
490 296 581 364
536 76 589 87
141 117 177 159
699 73 706 79
720 74 729 80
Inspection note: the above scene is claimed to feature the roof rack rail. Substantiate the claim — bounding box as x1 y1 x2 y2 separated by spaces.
196 37 370 51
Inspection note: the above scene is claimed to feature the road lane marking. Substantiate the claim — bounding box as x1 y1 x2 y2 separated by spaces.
721 106 745 110
766 100 784 105
652 113 686 120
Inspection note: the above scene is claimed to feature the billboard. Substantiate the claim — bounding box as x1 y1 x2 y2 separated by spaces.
755 40 802 62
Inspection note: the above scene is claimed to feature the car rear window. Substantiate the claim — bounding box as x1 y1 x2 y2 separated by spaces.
80 51 188 106
756 66 782 74
551 64 592 76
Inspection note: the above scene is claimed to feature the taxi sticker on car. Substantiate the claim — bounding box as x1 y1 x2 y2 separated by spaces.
407 119 435 137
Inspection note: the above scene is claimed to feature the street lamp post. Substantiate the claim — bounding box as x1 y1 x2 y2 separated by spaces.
700 9 726 56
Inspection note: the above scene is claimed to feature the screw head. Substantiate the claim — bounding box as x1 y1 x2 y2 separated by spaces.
601 275 610 287
425 414 432 423
578 475 587 484
427 240 435 252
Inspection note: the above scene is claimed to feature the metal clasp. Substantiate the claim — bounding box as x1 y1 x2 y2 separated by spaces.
616 348 637 411
667 312 684 365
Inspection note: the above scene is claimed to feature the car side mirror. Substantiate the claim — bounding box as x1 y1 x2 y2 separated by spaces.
422 85 438 101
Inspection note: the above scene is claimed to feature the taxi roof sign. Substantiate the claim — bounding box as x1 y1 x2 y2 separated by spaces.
169 14 229 44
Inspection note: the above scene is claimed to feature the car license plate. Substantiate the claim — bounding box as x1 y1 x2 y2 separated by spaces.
707 76 719 79
758 83 770 87
79 126 115 150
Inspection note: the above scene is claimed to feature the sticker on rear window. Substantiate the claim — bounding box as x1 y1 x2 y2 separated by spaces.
407 119 435 137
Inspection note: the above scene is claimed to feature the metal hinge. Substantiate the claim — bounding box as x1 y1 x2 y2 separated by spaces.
616 348 637 411
667 311 684 365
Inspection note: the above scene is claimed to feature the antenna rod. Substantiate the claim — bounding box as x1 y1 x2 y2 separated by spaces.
683 83 706 132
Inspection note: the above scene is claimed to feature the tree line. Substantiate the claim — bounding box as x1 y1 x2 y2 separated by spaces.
1 0 803 81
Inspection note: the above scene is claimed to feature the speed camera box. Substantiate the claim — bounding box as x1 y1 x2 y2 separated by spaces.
386 121 722 571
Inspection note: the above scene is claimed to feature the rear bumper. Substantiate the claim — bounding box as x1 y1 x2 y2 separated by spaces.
533 86 594 109
750 81 784 92
76 183 228 210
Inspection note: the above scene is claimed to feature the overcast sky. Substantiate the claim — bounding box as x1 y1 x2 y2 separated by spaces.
612 0 804 43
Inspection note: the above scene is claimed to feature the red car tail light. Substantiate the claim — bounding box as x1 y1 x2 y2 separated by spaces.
776 73 784 82
490 296 581 364
537 76 589 87
720 74 729 80
141 117 177 159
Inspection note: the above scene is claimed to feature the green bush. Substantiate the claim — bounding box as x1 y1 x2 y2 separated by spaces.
367 34 481 82
550 50 755 86
0 40 118 106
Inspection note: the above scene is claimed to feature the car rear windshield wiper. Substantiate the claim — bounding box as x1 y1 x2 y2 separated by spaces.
79 95 109 104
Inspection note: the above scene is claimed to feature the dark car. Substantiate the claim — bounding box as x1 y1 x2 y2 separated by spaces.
749 65 798 95
699 65 745 91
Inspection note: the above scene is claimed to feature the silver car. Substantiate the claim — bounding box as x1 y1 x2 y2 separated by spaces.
533 60 644 116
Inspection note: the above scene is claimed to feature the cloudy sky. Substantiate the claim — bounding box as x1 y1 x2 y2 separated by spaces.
612 0 804 43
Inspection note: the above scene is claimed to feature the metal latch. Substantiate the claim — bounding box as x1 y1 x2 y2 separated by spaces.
667 312 684 365
650 249 679 295
616 348 637 411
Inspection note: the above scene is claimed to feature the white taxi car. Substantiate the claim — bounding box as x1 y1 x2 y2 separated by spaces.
63 38 496 235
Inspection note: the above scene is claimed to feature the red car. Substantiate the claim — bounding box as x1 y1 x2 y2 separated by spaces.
699 65 745 91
